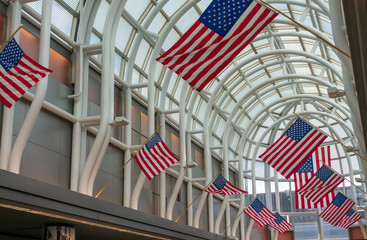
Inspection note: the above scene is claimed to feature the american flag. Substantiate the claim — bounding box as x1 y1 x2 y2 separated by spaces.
294 146 335 209
244 198 277 227
205 174 247 195
0 38 52 108
259 118 327 179
297 165 344 205
135 133 179 180
156 0 277 92
319 192 355 226
337 209 362 229
267 212 293 233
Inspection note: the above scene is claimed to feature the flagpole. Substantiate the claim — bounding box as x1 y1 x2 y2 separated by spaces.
221 197 258 235
94 126 162 198
336 189 367 213
256 0 351 59
293 112 367 195
0 24 23 52
221 208 245 236
293 112 367 163
322 163 367 196
175 169 223 223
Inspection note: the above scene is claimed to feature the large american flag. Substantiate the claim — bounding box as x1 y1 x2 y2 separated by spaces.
297 165 344 205
135 133 179 180
259 118 327 179
156 0 278 92
244 198 277 227
319 192 355 226
267 212 293 233
205 174 247 195
337 209 361 229
0 38 52 108
294 146 335 209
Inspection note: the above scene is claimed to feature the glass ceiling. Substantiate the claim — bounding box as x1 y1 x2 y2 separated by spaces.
24 0 362 210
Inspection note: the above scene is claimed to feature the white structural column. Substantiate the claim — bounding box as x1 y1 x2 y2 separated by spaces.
166 84 188 220
78 0 125 195
9 0 52 173
0 0 21 171
130 0 169 210
71 0 101 191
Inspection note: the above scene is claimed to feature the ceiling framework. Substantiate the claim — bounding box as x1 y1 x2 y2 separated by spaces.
14 0 367 239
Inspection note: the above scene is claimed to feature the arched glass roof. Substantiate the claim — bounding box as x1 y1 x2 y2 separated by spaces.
20 0 365 237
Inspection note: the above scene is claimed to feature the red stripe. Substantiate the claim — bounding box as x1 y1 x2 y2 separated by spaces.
172 33 222 75
163 26 217 67
149 147 168 171
7 69 33 89
191 8 275 90
278 131 325 178
181 4 263 83
194 10 278 91
18 61 46 79
157 20 202 62
135 148 155 180
23 54 52 73
0 80 19 101
0 92 12 108
0 72 26 96
13 65 41 84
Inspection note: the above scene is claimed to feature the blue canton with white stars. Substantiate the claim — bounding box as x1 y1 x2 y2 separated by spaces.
314 165 334 183
146 133 162 151
331 192 347 207
0 38 24 72
213 174 228 190
251 198 265 213
274 213 284 225
296 155 313 173
284 118 313 142
199 0 254 37
346 209 355 217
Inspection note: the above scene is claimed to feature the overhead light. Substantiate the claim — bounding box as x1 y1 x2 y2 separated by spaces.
328 87 346 98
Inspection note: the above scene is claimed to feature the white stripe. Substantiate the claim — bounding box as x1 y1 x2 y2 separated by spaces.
171 27 220 72
160 23 210 62
191 9 276 89
277 130 324 176
138 147 159 178
177 3 261 79
186 6 270 83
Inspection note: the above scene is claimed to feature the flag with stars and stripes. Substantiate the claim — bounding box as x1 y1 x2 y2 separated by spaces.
319 192 355 226
259 118 327 179
135 132 179 180
205 174 247 195
156 0 278 92
297 165 344 205
267 212 294 233
244 198 277 227
337 209 362 229
0 38 52 108
294 146 335 209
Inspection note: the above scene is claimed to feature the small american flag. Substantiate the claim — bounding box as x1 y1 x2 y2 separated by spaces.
156 0 277 92
294 146 335 209
135 133 179 180
0 38 52 108
297 165 344 205
205 174 247 195
259 118 327 179
267 212 293 233
319 192 355 226
337 209 362 229
244 198 276 227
